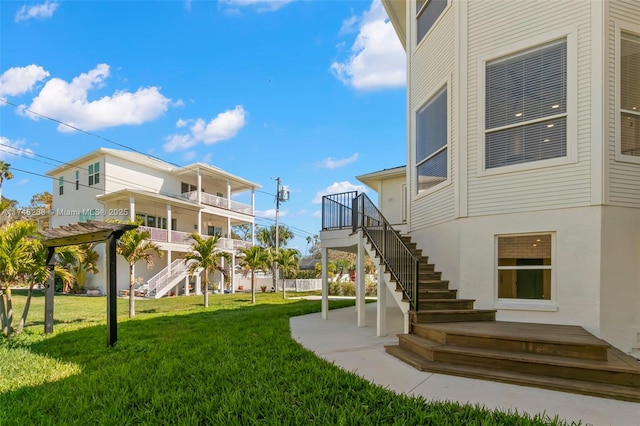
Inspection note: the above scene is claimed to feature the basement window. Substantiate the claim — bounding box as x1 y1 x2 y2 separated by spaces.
497 234 552 300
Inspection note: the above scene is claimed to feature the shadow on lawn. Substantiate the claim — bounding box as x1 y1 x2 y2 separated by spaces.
0 298 360 424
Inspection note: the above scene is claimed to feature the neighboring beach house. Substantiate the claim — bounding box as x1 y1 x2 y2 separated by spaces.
46 148 260 297
320 0 640 400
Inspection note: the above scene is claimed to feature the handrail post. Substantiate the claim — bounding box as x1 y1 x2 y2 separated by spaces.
352 195 358 233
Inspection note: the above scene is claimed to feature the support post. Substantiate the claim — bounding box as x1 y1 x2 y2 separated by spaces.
356 234 366 327
377 264 387 337
106 233 118 346
44 247 55 334
321 246 329 320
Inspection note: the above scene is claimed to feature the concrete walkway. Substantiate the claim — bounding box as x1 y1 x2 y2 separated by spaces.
290 302 640 426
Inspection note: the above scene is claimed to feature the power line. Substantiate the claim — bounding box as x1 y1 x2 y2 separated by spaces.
0 98 319 238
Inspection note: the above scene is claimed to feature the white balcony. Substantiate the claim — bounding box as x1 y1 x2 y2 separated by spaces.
180 191 252 215
139 225 251 250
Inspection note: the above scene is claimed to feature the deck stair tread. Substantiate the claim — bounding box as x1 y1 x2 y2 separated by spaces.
397 334 640 375
384 345 640 403
413 321 610 348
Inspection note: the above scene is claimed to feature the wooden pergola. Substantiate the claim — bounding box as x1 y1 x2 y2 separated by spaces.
40 220 137 346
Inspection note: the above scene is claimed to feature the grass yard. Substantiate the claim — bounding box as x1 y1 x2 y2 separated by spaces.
0 291 578 425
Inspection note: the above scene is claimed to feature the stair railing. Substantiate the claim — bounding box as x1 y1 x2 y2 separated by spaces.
147 258 189 297
320 191 420 311
352 193 420 311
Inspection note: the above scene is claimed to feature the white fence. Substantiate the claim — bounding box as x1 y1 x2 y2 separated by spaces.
232 277 321 292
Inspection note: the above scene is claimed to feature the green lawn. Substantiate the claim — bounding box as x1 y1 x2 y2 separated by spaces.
0 291 578 425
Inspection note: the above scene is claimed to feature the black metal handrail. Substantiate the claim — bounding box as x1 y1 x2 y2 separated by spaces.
322 191 357 231
321 191 420 311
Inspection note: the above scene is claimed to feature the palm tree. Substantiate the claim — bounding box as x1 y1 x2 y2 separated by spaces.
257 224 294 291
0 161 14 201
70 243 99 293
276 248 300 299
237 245 270 305
0 220 38 336
184 233 231 308
117 228 162 318
16 243 74 334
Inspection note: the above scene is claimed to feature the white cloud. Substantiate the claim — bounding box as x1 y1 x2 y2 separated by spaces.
312 181 367 204
183 151 197 162
256 208 288 219
0 136 34 161
15 1 59 22
25 64 171 132
163 106 247 152
0 65 50 97
316 153 359 169
330 0 405 91
219 0 294 13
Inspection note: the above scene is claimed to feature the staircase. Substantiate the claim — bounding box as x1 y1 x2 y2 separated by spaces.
322 191 640 403
379 232 640 403
146 259 194 299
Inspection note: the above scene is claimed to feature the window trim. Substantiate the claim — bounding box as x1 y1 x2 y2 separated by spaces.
615 21 640 164
415 0 450 50
477 27 578 177
493 232 558 311
414 79 451 198
88 162 100 186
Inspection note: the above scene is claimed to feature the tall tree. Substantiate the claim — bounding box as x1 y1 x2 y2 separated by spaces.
237 245 270 305
0 161 13 201
231 224 252 241
276 248 300 299
29 192 53 209
117 228 162 318
184 233 231 308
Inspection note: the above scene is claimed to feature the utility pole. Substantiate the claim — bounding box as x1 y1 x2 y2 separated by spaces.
275 177 288 298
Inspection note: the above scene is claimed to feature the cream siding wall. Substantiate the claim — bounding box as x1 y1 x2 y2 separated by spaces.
466 1 593 216
104 155 168 194
50 157 105 227
608 1 640 207
379 176 406 226
409 3 456 229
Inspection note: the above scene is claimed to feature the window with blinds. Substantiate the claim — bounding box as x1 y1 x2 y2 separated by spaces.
485 40 567 169
621 31 640 158
416 86 447 193
416 0 447 45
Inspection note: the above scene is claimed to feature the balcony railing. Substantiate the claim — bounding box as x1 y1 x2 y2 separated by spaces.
139 226 252 250
180 191 252 215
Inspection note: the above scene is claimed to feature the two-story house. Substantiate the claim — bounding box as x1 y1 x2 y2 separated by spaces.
320 0 640 400
46 148 259 297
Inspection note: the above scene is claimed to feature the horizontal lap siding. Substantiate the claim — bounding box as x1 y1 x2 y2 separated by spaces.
410 6 456 229
467 1 592 217
608 1 640 207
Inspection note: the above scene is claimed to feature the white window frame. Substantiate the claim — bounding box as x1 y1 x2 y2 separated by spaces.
494 232 558 312
414 80 451 198
477 27 577 177
88 162 100 186
615 21 640 164
415 0 450 49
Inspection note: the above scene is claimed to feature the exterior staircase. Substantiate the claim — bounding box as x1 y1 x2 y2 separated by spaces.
322 191 640 403
146 259 193 299
380 231 640 403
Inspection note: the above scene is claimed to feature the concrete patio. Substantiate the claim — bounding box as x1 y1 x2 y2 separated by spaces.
290 302 640 426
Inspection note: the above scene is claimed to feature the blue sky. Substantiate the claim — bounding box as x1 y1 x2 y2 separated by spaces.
0 0 406 254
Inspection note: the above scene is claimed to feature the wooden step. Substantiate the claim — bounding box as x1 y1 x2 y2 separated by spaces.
403 289 458 301
417 280 449 290
419 299 476 310
384 345 640 403
411 309 496 323
412 321 610 360
430 344 640 388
